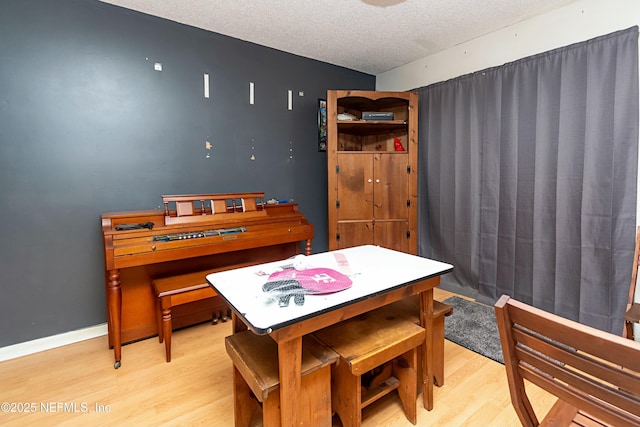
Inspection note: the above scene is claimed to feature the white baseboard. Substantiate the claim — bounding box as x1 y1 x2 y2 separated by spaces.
0 324 108 363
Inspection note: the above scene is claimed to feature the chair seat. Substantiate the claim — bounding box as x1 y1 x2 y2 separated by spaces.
625 302 640 323
539 399 615 427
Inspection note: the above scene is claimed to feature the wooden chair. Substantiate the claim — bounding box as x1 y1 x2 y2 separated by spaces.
313 311 426 426
225 331 339 427
624 226 640 340
495 294 640 427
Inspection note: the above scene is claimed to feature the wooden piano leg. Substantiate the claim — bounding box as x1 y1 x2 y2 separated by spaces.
304 238 312 255
107 269 122 369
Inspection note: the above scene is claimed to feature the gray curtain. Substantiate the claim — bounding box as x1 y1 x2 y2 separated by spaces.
417 27 639 333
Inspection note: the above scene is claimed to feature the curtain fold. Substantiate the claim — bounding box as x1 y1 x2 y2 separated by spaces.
417 27 639 333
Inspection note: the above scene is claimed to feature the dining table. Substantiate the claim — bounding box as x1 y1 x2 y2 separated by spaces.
206 244 453 426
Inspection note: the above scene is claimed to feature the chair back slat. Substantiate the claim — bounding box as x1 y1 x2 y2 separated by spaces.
512 328 640 396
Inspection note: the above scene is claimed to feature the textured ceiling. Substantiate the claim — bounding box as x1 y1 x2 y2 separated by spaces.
100 0 579 75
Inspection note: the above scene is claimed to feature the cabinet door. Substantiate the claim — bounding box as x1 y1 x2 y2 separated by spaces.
373 154 410 220
373 220 410 253
336 153 373 221
336 222 374 249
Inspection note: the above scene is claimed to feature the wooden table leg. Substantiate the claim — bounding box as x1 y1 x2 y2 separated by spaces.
278 337 302 426
231 312 248 333
106 269 122 369
420 287 435 410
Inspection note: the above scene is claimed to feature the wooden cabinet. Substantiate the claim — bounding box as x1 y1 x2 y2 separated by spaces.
327 90 418 254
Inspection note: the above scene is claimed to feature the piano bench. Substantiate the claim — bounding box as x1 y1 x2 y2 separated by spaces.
225 331 339 427
152 271 227 363
313 312 426 426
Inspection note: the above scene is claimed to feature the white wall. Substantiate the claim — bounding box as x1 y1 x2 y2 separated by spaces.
376 0 640 92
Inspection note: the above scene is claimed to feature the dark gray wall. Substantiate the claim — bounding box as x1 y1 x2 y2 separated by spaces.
0 0 375 347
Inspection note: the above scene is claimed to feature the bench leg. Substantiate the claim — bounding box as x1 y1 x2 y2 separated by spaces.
262 393 281 427
160 299 172 363
295 365 334 427
433 315 445 387
156 297 164 343
394 349 418 425
331 360 362 427
232 366 260 427
262 367 332 427
415 314 446 390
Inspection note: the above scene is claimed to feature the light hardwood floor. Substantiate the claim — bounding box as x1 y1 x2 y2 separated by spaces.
0 289 555 426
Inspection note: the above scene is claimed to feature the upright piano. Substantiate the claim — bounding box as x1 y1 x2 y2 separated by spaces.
102 192 313 368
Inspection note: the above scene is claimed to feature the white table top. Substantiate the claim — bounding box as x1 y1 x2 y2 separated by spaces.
206 245 453 334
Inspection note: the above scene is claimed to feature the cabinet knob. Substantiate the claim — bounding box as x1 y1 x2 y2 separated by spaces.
368 178 372 183
376 179 380 183
151 245 157 251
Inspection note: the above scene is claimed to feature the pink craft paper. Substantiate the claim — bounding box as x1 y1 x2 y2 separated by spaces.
267 268 352 294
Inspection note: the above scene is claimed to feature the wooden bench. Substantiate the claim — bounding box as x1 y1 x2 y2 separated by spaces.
152 270 230 363
371 296 453 387
495 294 640 427
225 331 339 427
313 311 426 426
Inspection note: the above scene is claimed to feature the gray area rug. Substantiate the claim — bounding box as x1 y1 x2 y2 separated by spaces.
443 296 504 364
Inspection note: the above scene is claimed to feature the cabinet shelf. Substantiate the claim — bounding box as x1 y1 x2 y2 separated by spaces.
337 120 407 125
337 120 407 135
337 150 408 154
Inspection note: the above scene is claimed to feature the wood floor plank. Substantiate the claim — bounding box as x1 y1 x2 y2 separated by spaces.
0 289 554 426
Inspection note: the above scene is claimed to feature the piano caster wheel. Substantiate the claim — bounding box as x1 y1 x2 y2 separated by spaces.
114 360 121 369
220 311 228 322
212 314 219 325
